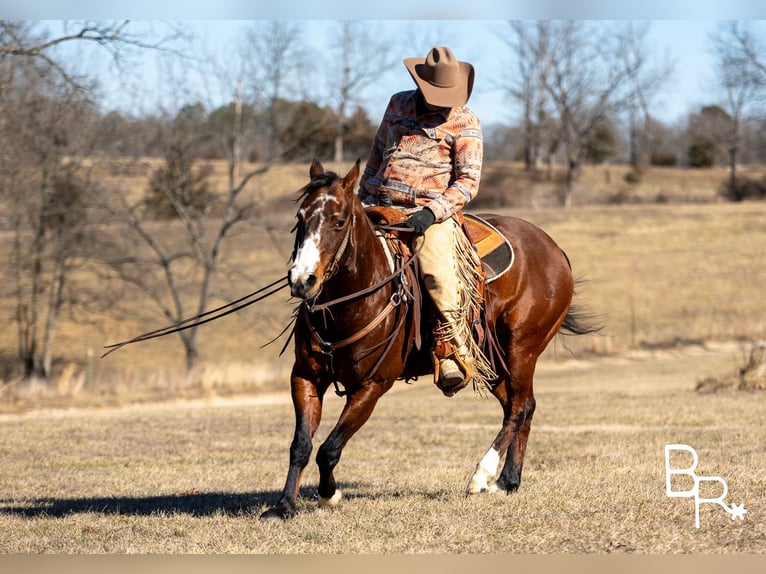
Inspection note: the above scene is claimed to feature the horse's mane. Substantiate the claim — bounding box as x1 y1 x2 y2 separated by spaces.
296 171 340 200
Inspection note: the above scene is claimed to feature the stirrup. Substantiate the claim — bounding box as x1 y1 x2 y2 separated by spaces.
437 358 468 397
433 342 475 397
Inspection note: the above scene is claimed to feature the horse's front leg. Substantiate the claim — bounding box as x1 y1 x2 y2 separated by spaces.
260 367 327 521
315 382 389 509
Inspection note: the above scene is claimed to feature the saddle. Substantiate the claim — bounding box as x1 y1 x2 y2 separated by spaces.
365 206 514 283
365 206 513 391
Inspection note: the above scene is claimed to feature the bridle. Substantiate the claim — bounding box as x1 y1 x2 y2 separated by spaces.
298 212 423 395
318 212 356 287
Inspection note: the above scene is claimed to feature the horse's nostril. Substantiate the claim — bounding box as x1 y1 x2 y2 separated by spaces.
306 274 317 288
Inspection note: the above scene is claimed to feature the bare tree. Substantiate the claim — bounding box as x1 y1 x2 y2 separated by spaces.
99 102 266 372
0 20 181 93
540 21 644 207
330 21 397 162
242 21 306 161
1 73 103 379
501 21 557 173
0 21 149 381
716 21 766 84
711 21 766 193
617 22 674 168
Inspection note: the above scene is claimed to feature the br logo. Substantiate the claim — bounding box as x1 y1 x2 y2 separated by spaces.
665 444 747 528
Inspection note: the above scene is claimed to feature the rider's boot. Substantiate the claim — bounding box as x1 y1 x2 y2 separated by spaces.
432 333 475 397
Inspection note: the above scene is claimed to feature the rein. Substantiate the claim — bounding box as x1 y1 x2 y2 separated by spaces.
101 207 420 389
101 276 289 358
309 223 421 313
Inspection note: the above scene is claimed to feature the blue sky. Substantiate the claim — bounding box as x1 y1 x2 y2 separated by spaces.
5 2 766 127
3 1 766 20
46 19 732 127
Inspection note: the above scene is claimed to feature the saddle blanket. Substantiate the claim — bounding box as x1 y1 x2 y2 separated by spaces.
462 213 514 283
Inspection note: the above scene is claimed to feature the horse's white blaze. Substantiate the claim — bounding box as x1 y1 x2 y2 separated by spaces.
289 230 322 285
318 489 342 508
466 447 500 495
290 193 340 286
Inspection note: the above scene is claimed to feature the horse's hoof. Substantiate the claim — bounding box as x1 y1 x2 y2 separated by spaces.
318 489 343 509
466 481 499 496
259 506 295 521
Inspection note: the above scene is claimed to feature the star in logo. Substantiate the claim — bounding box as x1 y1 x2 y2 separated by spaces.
728 502 747 521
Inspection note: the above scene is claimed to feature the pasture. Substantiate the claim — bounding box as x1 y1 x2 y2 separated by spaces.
0 344 763 553
0 162 765 553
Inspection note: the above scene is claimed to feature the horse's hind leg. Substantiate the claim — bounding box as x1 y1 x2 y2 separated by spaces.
496 384 536 493
315 382 388 509
467 358 537 495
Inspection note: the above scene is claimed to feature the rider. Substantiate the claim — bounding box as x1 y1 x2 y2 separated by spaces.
358 46 489 395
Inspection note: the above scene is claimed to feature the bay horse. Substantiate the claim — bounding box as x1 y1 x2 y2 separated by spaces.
260 159 596 520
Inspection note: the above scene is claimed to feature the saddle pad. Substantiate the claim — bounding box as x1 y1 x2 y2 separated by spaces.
463 213 515 283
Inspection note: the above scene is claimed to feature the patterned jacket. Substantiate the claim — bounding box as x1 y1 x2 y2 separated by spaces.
358 90 483 223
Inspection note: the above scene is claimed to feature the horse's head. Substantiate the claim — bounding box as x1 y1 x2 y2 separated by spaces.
288 159 361 300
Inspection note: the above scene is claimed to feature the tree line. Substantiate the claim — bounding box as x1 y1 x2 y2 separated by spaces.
1 20 765 383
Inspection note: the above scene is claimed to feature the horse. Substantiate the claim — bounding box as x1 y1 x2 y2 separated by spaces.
260 159 597 520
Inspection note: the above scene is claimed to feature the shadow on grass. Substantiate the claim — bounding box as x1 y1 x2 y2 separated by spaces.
0 481 459 519
0 486 332 518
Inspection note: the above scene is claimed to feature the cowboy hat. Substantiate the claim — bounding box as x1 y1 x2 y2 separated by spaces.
404 46 475 108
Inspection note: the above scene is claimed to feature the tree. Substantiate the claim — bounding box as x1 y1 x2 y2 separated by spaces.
100 101 266 372
711 22 766 194
686 105 732 168
0 21 139 381
242 21 306 161
330 21 397 162
2 77 102 380
617 22 673 168
144 103 214 218
502 21 557 172
541 22 648 207
584 121 618 164
279 100 336 161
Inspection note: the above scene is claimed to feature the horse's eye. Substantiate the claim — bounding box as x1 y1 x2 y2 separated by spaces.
334 218 346 228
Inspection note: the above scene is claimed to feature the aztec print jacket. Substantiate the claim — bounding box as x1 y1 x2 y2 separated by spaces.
358 89 483 223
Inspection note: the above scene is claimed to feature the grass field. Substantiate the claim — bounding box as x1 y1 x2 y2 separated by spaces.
0 343 763 553
0 161 764 553
2 163 766 410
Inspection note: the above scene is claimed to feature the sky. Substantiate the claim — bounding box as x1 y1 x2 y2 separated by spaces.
5 2 766 128
47 19 735 127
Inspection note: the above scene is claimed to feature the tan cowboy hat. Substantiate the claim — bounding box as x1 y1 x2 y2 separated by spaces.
404 46 475 108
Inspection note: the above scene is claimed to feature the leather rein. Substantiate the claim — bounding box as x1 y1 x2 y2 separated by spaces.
101 214 421 394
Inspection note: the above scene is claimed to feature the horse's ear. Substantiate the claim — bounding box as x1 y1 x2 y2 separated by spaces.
342 159 361 189
310 159 324 180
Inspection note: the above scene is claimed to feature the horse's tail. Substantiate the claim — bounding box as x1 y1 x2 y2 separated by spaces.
559 299 602 336
558 250 602 337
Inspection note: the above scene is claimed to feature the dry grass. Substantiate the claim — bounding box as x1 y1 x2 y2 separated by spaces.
0 160 765 553
2 162 766 410
514 201 766 356
0 345 763 553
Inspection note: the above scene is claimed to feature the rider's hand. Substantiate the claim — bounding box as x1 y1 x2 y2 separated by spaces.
406 208 436 235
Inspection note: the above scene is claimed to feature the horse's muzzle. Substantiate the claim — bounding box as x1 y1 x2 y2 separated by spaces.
288 271 319 300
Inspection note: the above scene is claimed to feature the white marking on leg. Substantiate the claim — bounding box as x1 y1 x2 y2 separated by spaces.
318 489 343 509
467 448 500 495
